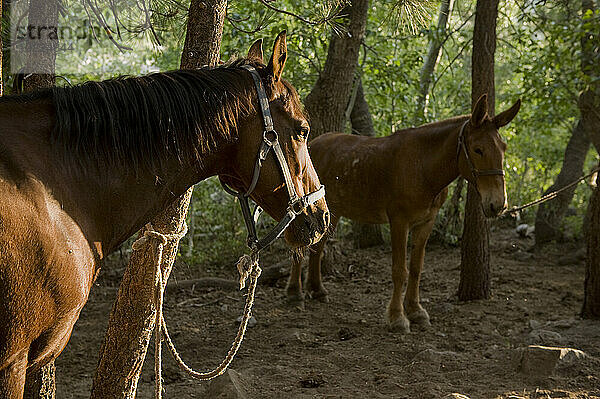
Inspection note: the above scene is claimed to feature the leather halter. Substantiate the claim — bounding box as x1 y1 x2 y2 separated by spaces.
220 65 325 252
457 120 505 185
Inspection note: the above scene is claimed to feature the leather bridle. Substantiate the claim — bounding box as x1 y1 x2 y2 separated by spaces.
457 120 505 187
220 65 325 252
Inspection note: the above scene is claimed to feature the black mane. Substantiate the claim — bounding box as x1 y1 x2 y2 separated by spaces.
4 58 263 170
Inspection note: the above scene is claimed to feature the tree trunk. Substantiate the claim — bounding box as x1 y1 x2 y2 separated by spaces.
582 170 600 319
22 0 57 92
415 0 454 123
20 1 58 397
90 1 226 397
458 0 498 301
304 0 369 138
350 78 384 248
535 121 590 244
535 0 599 245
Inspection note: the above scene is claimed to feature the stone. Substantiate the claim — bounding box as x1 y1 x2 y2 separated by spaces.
528 320 542 330
527 329 564 346
204 369 249 399
442 394 470 399
236 315 257 328
515 345 587 376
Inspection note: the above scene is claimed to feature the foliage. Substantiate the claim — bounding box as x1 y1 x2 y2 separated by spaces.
6 0 598 262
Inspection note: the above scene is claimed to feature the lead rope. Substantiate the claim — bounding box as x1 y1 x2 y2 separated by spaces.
132 224 261 399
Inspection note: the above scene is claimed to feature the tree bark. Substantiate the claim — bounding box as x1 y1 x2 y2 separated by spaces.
458 0 498 301
535 0 599 245
20 1 58 397
415 0 454 123
582 170 600 319
535 121 590 244
22 0 58 91
90 1 226 397
304 0 369 138
350 77 384 248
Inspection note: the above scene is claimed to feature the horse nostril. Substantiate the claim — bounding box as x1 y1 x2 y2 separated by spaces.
490 203 496 214
323 211 330 228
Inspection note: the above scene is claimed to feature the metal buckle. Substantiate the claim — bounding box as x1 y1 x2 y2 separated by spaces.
289 198 306 215
263 130 278 145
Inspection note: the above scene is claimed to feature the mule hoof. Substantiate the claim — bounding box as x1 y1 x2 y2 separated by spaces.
286 290 305 304
407 309 431 326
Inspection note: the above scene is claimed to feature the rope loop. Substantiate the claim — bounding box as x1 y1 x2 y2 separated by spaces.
133 222 262 398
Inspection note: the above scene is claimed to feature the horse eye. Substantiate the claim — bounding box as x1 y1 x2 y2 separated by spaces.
474 148 483 156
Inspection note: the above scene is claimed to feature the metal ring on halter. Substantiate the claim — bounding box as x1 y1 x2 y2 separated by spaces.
218 65 325 252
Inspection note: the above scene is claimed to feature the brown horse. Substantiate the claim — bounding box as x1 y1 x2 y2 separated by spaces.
0 32 329 397
287 95 520 333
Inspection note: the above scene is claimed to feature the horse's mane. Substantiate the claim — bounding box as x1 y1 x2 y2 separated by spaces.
2 58 263 171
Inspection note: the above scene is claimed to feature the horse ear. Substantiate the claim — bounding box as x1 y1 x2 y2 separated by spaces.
471 94 488 127
493 99 521 128
266 31 288 82
247 39 264 62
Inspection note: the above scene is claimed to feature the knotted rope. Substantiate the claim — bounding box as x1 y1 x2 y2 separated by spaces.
132 223 261 399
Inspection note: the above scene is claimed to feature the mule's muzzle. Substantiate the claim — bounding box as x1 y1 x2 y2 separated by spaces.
483 199 507 218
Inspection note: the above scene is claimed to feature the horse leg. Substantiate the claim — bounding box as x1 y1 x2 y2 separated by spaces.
0 350 28 399
404 218 435 326
306 216 338 302
387 216 410 333
286 252 305 303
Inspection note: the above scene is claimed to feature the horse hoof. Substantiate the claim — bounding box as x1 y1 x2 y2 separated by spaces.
407 309 431 326
285 291 305 305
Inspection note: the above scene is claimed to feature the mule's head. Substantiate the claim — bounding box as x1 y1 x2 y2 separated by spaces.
220 31 329 248
458 94 521 217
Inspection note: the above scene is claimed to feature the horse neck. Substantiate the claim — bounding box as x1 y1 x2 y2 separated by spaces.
0 99 235 258
414 117 467 197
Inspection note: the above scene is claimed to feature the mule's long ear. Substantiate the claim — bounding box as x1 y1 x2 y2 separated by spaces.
493 99 521 128
266 31 288 82
247 39 264 62
471 94 488 127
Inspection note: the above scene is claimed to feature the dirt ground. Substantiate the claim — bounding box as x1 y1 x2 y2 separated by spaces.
56 226 600 399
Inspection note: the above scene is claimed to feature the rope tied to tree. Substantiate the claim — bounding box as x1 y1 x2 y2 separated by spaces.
132 223 262 399
502 164 600 217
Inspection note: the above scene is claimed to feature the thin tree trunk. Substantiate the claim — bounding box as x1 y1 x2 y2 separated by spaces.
21 1 58 397
458 0 498 301
350 77 384 248
415 0 454 123
535 121 590 244
90 1 226 397
582 169 600 318
304 0 369 138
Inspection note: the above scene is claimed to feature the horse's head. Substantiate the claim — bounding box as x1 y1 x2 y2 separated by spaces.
458 94 521 218
220 32 329 248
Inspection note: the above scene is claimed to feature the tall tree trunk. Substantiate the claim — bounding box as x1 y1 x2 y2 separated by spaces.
90 1 226 397
457 0 498 301
22 0 57 92
535 121 590 244
350 78 384 248
582 169 600 318
536 0 599 245
21 1 58 397
304 0 369 138
415 0 454 124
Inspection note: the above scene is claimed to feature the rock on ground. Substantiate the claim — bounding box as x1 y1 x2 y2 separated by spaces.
514 345 587 377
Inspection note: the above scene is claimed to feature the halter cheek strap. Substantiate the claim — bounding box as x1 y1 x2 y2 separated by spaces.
457 120 505 186
220 65 325 252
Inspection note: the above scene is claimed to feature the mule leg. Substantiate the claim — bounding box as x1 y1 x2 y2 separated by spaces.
404 218 435 326
387 217 410 333
0 350 28 399
286 252 305 303
306 216 339 302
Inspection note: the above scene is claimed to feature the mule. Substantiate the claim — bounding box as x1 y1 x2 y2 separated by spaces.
0 32 329 397
287 95 520 333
